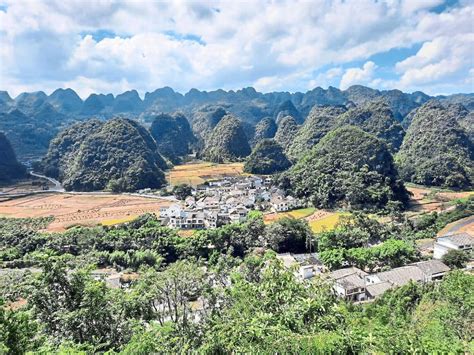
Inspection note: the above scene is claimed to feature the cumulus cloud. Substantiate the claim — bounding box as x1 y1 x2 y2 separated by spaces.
0 0 472 97
340 61 377 90
395 34 474 91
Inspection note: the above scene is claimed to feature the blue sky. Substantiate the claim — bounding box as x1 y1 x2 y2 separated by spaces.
0 0 472 98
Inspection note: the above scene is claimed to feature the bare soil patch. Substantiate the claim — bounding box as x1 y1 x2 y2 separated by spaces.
0 193 171 232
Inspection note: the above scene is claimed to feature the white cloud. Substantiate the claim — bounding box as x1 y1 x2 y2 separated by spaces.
340 61 377 90
0 0 472 97
394 34 474 93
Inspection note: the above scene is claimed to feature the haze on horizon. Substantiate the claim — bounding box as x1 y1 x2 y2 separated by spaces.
0 0 473 99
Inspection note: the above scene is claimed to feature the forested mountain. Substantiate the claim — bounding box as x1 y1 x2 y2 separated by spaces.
0 109 59 161
202 114 251 162
274 115 299 151
337 101 405 151
1 85 472 171
252 117 277 146
287 105 347 160
150 113 196 163
283 126 409 210
0 132 26 183
274 100 303 124
397 101 474 189
40 118 167 192
244 139 291 174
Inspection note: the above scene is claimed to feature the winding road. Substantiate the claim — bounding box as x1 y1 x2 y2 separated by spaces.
29 171 65 192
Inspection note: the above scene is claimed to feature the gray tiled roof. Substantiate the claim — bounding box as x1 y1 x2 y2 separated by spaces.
438 233 474 247
366 281 393 298
374 266 424 286
330 267 368 279
410 260 450 276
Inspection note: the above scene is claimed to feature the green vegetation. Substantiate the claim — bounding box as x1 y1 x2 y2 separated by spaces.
397 100 473 189
172 183 193 200
0 132 26 183
40 118 167 192
442 249 470 269
0 206 472 353
283 126 409 211
287 105 346 160
202 114 251 163
150 112 196 163
274 115 299 151
252 117 277 146
337 100 405 151
244 139 291 174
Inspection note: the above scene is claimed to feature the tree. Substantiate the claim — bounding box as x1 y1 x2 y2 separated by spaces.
31 258 131 350
264 217 314 253
172 184 193 200
442 249 469 269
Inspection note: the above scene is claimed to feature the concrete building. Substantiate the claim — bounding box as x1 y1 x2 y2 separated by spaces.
433 233 474 259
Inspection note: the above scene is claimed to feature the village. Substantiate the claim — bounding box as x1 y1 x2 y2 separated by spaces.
155 175 305 230
276 232 474 302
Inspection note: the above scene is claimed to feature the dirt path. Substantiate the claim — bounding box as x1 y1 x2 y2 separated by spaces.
438 215 474 236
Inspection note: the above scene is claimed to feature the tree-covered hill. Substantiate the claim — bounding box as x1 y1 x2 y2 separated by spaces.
252 117 277 146
40 118 167 192
287 105 347 160
274 100 303 124
244 139 291 174
190 105 228 143
396 101 474 189
336 100 405 151
274 115 299 151
0 132 26 183
150 113 196 163
202 114 251 163
282 126 409 210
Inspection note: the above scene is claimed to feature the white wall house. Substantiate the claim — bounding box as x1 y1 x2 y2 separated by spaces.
433 233 474 259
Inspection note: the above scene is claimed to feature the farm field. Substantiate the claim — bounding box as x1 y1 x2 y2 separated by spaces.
0 193 172 232
167 161 245 186
264 207 344 233
308 212 345 233
263 207 316 223
405 185 473 216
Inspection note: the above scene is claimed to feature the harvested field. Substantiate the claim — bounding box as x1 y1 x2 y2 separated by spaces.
168 162 245 186
308 212 345 233
263 207 316 223
0 193 171 232
406 186 473 215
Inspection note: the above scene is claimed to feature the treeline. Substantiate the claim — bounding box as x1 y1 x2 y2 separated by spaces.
1 254 472 353
1 197 472 272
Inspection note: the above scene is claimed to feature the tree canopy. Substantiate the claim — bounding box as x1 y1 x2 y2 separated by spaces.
283 126 409 210
396 100 473 189
202 114 251 163
244 139 291 174
40 118 167 192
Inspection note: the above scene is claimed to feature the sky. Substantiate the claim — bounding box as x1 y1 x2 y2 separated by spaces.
0 0 473 99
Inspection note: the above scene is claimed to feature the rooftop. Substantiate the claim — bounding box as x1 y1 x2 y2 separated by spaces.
437 233 474 247
410 260 450 276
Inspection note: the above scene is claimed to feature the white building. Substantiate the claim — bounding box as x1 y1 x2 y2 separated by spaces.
433 233 474 259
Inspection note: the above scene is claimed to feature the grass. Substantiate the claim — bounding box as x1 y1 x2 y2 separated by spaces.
168 162 245 186
309 213 344 233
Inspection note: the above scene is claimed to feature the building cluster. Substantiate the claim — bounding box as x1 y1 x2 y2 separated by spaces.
159 176 304 229
276 252 455 302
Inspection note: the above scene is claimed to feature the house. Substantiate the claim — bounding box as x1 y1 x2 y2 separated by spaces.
277 252 325 279
329 267 368 301
433 233 474 259
364 260 450 299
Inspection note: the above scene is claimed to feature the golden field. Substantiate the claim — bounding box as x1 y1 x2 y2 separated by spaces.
167 162 245 186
